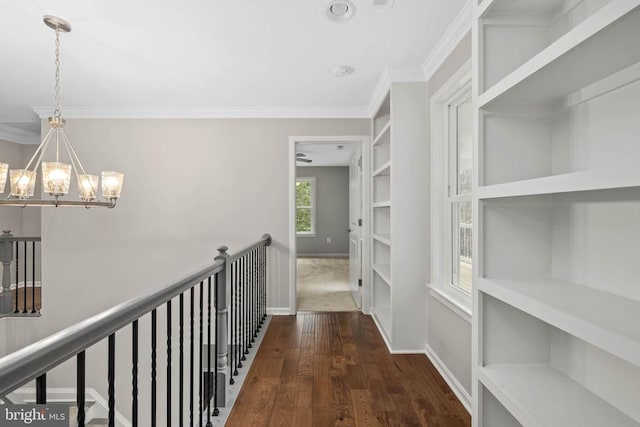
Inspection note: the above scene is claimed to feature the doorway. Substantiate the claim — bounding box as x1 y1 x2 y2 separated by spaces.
288 136 370 314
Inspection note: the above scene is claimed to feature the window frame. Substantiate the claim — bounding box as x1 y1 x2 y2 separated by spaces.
445 92 473 296
295 177 316 237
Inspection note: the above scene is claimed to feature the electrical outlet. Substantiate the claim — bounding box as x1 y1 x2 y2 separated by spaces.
326 237 332 244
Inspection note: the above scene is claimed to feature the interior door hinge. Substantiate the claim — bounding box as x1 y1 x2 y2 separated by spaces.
358 279 363 287
358 218 363 226
358 157 362 168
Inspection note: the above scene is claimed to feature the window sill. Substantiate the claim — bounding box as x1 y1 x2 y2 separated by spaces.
427 284 472 324
296 233 316 238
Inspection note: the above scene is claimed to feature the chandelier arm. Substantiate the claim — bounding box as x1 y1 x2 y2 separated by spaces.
60 129 89 176
22 127 54 172
60 130 100 199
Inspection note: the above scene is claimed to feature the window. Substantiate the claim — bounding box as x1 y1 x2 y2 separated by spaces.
447 95 473 294
296 177 316 235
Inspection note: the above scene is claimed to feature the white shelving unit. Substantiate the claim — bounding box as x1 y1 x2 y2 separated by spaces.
473 0 640 425
370 83 428 352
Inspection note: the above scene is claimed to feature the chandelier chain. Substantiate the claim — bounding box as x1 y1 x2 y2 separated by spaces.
54 29 61 119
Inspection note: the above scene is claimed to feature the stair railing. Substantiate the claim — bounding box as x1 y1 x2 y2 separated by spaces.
0 233 271 427
0 230 42 317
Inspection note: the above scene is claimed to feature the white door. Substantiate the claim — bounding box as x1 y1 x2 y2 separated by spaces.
348 145 363 309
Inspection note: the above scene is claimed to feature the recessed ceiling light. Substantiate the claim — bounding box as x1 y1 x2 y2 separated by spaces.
327 0 356 22
331 65 355 78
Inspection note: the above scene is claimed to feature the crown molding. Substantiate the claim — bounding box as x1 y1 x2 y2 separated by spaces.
422 0 472 81
366 67 426 116
31 106 370 120
0 123 40 145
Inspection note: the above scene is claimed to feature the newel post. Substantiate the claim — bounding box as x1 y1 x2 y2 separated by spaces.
214 245 231 407
0 230 14 314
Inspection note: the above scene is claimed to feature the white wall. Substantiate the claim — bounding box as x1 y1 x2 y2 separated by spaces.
0 117 368 423
296 166 350 256
425 32 473 410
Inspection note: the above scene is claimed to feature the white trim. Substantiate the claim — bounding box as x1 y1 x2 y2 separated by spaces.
424 344 472 413
267 307 292 315
31 106 370 120
7 281 42 290
371 310 393 353
428 285 472 324
366 67 426 117
0 124 40 145
422 0 473 81
297 253 349 258
289 135 371 316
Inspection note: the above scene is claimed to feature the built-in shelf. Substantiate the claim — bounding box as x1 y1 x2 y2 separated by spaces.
373 264 391 286
373 162 391 177
478 364 639 427
373 122 391 146
372 201 391 208
372 233 391 246
478 277 640 367
477 168 640 199
478 2 640 107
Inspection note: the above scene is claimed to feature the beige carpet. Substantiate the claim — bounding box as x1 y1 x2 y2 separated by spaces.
296 257 358 312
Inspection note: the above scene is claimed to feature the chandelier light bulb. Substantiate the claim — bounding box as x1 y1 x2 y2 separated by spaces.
101 171 124 199
78 174 99 201
9 170 36 199
42 162 72 196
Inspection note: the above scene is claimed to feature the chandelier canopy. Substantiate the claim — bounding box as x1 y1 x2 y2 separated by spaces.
0 16 123 208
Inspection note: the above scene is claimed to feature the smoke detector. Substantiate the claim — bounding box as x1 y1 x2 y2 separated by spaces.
331 65 355 78
327 0 356 22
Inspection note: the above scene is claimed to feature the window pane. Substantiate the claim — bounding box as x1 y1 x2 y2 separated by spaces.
296 207 312 232
296 180 312 206
456 98 473 195
451 201 472 293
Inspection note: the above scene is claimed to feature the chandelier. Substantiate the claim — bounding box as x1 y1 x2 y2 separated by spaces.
0 16 123 208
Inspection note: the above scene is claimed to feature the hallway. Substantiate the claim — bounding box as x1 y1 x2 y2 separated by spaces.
226 312 470 426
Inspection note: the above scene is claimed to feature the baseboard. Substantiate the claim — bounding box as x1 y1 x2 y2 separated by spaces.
267 307 292 315
296 253 348 258
7 281 42 290
424 344 472 414
370 310 393 353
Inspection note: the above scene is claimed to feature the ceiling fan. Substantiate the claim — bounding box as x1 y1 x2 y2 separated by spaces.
296 152 312 163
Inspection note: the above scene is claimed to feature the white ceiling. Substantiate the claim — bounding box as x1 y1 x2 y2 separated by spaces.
0 0 467 139
297 142 359 166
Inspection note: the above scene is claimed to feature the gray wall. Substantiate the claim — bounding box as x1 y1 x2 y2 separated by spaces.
0 117 368 424
426 31 472 402
296 166 349 256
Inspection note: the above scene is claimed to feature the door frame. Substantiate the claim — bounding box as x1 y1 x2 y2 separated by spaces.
288 135 371 315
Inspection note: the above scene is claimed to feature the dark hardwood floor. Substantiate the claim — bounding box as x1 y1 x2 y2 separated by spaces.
226 312 470 426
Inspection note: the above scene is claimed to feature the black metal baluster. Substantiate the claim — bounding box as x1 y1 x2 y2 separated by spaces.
207 276 214 423
108 334 115 427
189 287 194 427
22 241 27 313
261 244 265 323
247 254 252 350
199 281 204 427
36 374 46 403
229 261 235 384
167 300 172 427
31 241 36 313
132 320 139 427
14 242 18 313
249 250 254 344
179 293 184 427
212 274 218 418
253 249 257 340
235 260 242 370
151 309 157 426
77 351 85 427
